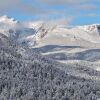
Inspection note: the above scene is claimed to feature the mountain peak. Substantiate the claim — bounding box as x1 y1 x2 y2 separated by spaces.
0 15 18 24
76 24 100 33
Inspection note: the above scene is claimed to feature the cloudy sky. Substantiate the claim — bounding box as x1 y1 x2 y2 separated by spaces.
0 0 100 25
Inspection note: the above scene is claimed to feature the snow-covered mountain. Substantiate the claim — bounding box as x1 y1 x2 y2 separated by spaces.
1 15 100 47
1 15 100 69
32 24 100 47
0 15 18 24
1 27 100 100
1 15 100 99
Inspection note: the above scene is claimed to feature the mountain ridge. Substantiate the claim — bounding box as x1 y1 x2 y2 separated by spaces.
0 15 100 47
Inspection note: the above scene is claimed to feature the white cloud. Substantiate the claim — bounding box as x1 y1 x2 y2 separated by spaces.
78 4 97 11
84 13 100 17
0 0 99 25
40 0 88 6
44 17 74 28
0 0 20 11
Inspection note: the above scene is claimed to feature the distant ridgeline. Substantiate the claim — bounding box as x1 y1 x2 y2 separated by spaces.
77 24 100 33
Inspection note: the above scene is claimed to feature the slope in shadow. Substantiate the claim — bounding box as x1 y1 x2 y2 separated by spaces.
45 49 100 62
33 45 82 53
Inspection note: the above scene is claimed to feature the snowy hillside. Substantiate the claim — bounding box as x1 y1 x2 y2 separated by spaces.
1 30 100 99
32 24 100 47
1 15 100 99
